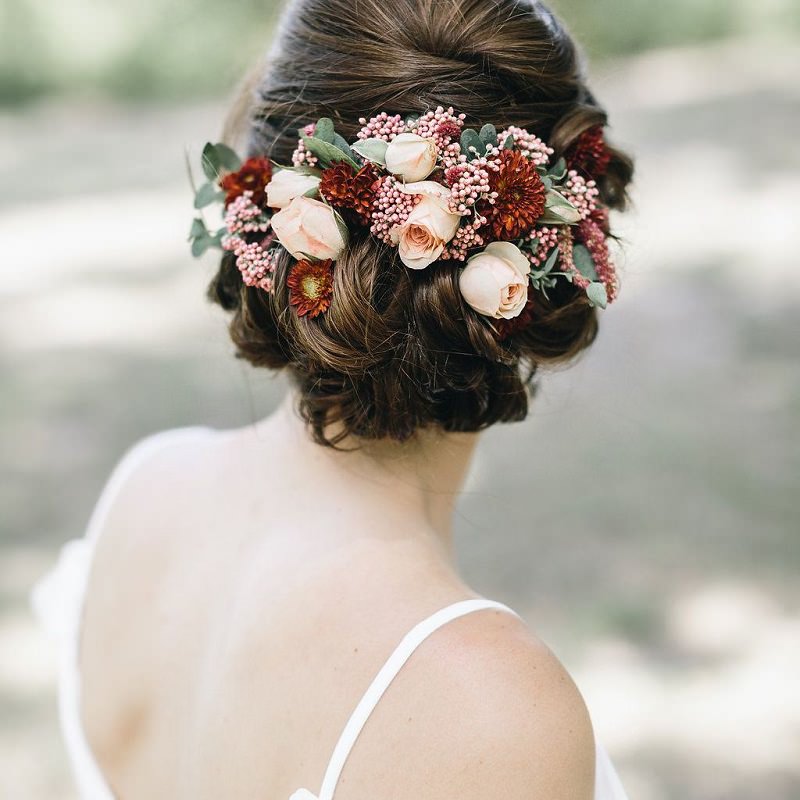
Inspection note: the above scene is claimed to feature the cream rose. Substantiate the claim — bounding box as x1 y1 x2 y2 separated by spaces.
458 241 531 319
389 182 462 270
265 168 320 209
384 132 438 181
270 195 346 261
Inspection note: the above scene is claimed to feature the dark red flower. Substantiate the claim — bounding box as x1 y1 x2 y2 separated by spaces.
435 120 462 141
565 125 612 178
576 218 619 304
479 149 547 240
319 162 381 224
287 258 334 318
494 296 536 340
219 157 273 207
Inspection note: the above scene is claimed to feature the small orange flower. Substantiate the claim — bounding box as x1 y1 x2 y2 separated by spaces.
287 258 334 318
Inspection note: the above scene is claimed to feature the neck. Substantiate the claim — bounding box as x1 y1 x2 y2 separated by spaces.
259 388 482 561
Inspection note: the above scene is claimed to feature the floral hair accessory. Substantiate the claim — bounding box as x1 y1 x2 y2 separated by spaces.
188 106 618 332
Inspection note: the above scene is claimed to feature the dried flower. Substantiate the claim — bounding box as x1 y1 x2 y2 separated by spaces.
287 258 335 318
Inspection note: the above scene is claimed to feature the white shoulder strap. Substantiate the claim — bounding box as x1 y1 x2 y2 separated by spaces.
317 597 522 800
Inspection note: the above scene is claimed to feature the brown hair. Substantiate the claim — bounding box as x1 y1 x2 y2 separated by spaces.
208 0 634 448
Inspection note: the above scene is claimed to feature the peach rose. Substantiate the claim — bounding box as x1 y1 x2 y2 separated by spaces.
265 168 320 209
384 132 438 181
458 241 531 319
270 195 346 261
389 182 462 270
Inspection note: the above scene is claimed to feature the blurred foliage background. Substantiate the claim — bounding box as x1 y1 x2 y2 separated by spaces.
1 1 798 799
0 0 798 102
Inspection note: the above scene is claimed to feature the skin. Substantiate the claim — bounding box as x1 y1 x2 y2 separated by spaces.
79 386 597 799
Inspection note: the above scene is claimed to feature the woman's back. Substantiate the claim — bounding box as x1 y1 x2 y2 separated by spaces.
68 412 600 799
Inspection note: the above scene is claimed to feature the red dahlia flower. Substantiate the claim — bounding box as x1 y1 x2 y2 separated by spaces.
219 156 273 207
319 162 381 224
480 149 547 240
566 125 612 178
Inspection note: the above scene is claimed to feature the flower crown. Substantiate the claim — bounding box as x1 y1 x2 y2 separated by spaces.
188 106 618 330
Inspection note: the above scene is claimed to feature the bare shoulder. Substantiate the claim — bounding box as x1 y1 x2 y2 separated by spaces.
346 605 597 800
79 426 217 758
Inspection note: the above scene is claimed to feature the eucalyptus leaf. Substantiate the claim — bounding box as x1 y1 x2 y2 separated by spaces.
572 243 598 280
541 190 581 224
281 165 321 179
527 236 539 252
479 123 498 147
302 136 360 169
502 134 515 150
302 184 321 198
460 128 485 158
313 117 335 143
404 113 420 127
215 143 241 172
542 245 560 274
332 207 351 246
547 157 567 180
331 132 354 159
586 281 608 308
189 217 208 239
194 182 223 209
201 143 220 181
191 235 213 257
351 137 389 165
201 142 241 181
541 175 553 191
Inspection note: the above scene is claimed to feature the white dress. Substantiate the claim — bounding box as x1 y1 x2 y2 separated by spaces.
32 426 631 800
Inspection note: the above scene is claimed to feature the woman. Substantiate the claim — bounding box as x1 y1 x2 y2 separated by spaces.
34 0 635 797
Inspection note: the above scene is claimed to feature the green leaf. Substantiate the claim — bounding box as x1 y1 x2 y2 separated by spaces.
189 217 208 240
542 245 560 274
331 132 355 159
502 134 515 150
404 113 420 127
541 175 553 191
479 123 498 147
215 143 241 172
528 236 539 252
190 235 216 257
572 243 598 280
302 184 321 198
351 137 389 165
540 190 581 224
586 281 608 308
194 182 223 209
314 117 335 143
548 157 567 180
201 142 241 181
460 128 484 158
332 207 350 247
302 136 360 169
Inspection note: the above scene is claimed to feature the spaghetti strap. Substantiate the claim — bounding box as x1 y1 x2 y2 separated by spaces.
312 598 522 800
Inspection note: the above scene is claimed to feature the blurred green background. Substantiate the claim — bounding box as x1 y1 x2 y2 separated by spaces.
1 1 798 798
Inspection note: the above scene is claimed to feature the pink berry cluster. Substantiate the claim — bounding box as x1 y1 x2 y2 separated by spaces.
369 175 422 244
412 106 466 161
221 191 278 291
223 192 271 236
291 123 319 167
562 170 600 220
497 126 553 165
356 112 407 142
444 162 497 215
